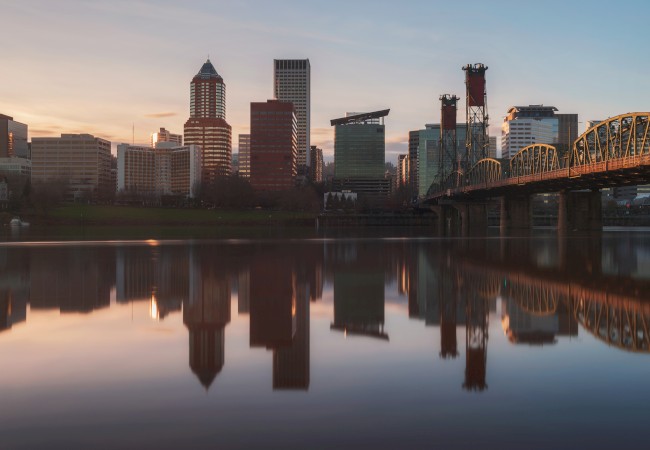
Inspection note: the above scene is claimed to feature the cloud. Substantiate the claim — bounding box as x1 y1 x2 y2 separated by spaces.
30 128 63 136
144 112 177 118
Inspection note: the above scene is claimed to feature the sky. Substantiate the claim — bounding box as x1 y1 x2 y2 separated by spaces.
2 0 649 162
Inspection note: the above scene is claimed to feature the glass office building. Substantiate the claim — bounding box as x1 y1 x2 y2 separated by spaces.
331 110 390 201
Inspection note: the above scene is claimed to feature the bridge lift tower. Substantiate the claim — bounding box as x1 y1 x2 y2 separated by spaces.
439 94 460 187
463 63 489 172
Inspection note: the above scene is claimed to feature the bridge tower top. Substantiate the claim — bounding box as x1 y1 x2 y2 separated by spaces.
463 63 490 172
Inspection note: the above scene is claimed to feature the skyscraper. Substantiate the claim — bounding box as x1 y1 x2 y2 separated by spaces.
0 114 28 159
184 59 232 183
556 113 579 152
331 110 390 202
274 59 310 174
250 100 297 191
397 154 409 187
238 134 250 179
411 124 469 197
309 145 323 183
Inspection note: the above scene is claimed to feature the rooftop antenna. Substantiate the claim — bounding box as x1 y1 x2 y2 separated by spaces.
132 123 134 145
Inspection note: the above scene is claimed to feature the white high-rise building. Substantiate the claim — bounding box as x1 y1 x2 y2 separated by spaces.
273 59 310 172
501 105 559 160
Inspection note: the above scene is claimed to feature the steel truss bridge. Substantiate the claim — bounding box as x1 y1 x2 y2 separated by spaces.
426 112 650 200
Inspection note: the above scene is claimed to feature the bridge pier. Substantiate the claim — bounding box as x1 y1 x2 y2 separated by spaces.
558 189 602 232
456 203 488 236
430 205 459 236
439 205 461 236
500 195 532 231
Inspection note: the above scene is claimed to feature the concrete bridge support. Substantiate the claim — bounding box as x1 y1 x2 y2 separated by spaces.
500 195 532 231
437 205 461 236
455 203 488 236
558 189 602 232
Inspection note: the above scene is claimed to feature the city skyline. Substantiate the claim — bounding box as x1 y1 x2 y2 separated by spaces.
2 0 649 162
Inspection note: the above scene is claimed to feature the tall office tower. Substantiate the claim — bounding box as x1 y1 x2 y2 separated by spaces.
501 105 559 160
488 136 497 159
331 110 390 202
274 59 310 174
151 127 182 148
31 134 112 200
556 113 578 152
408 130 420 195
238 134 250 179
250 100 298 191
397 154 409 187
309 145 323 183
414 124 469 198
0 114 28 158
184 59 232 183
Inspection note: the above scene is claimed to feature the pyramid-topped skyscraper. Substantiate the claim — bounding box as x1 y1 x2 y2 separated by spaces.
184 59 232 182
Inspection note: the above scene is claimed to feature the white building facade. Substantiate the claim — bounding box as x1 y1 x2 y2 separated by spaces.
117 144 201 198
501 105 559 160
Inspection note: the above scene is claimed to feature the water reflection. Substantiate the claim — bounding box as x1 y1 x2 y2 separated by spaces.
1 233 650 396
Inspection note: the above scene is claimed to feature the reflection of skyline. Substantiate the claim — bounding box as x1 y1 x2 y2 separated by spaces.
0 236 649 395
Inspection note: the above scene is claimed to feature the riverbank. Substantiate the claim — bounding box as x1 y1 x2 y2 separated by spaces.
14 205 316 227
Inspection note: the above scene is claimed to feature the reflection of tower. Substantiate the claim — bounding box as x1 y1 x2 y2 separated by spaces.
463 63 489 171
249 260 295 348
152 247 189 320
116 247 154 303
237 269 250 314
439 271 458 359
184 251 231 390
0 290 27 332
0 248 29 332
249 255 304 388
331 271 388 340
309 262 323 302
463 293 488 391
273 279 310 390
439 94 460 185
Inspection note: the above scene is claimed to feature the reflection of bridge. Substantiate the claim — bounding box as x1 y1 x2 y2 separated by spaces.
424 113 650 233
456 252 650 353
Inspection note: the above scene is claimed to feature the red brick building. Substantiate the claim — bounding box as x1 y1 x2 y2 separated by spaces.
250 100 297 191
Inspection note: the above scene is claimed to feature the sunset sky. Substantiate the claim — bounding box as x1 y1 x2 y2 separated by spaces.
2 0 649 161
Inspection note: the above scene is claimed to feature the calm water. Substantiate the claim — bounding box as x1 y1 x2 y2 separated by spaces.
1 230 650 449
